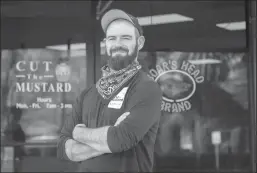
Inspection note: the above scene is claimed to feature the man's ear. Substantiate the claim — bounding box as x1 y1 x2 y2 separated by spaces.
137 36 145 51
103 38 107 46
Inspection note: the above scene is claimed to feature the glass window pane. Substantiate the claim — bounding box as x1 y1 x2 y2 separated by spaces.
141 51 250 171
1 47 87 145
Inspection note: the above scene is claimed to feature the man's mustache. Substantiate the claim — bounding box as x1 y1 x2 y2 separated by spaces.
111 47 129 54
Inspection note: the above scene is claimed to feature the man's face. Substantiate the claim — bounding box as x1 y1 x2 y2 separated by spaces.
105 20 140 71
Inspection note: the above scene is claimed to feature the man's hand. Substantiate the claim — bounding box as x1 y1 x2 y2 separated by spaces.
65 139 104 162
72 124 86 141
70 112 130 153
114 112 130 126
72 111 130 140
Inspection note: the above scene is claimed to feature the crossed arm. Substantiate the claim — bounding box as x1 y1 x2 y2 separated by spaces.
57 82 162 162
64 139 103 162
63 113 129 162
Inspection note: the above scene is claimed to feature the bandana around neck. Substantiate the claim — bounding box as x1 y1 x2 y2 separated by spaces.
96 61 141 99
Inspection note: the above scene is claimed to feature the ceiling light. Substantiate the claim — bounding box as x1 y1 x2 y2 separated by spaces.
46 42 106 51
137 13 194 26
188 59 222 64
216 21 246 31
70 43 86 50
46 43 86 51
46 44 68 51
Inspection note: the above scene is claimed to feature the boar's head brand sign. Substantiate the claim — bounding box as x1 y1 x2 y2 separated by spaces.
148 60 205 113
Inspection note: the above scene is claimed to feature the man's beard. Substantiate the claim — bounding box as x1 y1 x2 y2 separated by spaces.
106 44 138 71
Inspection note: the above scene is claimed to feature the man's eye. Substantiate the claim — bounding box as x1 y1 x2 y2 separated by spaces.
122 37 130 40
107 37 115 41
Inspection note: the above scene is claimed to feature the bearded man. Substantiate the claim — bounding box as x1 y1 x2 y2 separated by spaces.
57 9 162 172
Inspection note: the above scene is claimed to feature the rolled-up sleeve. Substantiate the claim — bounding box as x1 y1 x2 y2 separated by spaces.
107 81 162 153
57 88 90 160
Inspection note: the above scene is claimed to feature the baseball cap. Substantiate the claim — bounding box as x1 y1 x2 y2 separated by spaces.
101 9 143 36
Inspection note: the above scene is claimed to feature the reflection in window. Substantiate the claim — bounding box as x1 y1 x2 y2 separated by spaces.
138 51 250 169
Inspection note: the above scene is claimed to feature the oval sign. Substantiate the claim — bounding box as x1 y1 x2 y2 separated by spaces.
155 70 196 102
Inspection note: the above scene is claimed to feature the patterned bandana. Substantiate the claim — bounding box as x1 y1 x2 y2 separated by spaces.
96 61 141 99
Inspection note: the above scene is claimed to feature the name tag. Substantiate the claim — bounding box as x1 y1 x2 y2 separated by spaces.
108 87 128 109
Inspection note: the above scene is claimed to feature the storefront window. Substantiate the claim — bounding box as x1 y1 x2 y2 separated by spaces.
1 47 87 157
137 51 250 171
